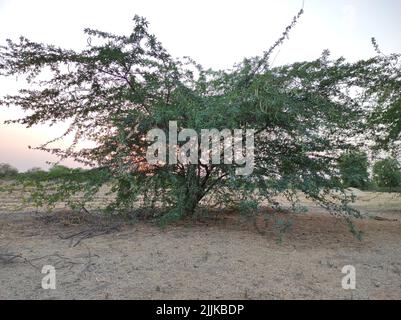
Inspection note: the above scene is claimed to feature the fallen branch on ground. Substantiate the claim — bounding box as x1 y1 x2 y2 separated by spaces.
0 248 89 270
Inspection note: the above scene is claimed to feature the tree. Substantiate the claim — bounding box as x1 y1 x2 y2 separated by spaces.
1 11 400 220
0 163 18 179
338 151 370 189
373 158 401 189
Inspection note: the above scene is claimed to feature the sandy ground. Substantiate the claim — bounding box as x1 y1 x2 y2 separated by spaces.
1 190 401 300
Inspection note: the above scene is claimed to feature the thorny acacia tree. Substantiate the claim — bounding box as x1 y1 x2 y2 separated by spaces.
1 10 400 222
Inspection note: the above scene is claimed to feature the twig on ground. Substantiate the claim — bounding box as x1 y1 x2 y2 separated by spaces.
72 223 121 247
0 249 87 271
0 252 41 270
372 216 398 222
58 222 122 247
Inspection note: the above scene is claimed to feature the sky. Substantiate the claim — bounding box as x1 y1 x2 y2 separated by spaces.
0 0 400 171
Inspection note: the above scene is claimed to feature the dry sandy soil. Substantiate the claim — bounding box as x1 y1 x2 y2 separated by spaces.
0 189 401 300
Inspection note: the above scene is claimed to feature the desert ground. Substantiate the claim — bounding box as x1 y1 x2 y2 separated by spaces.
1 188 401 300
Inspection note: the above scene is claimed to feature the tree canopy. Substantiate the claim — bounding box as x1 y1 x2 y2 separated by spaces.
373 158 401 189
338 150 370 189
1 10 400 221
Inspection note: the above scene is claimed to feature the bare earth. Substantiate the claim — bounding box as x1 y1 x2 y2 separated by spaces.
1 190 401 300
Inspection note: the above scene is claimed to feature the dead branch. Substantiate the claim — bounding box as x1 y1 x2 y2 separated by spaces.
57 222 122 247
0 249 87 271
0 252 40 270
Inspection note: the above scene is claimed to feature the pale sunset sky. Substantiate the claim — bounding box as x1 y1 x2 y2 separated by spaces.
0 0 400 171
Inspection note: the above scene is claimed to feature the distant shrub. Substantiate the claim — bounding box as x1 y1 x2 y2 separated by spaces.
48 165 71 176
372 158 401 189
19 165 78 181
338 151 370 189
0 163 19 179
22 167 48 179
26 167 44 173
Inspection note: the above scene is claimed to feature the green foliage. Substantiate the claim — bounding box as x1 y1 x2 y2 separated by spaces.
338 150 370 189
372 158 401 189
14 166 111 211
0 163 18 179
238 200 259 216
48 165 70 174
0 11 400 221
368 38 401 150
346 217 363 241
